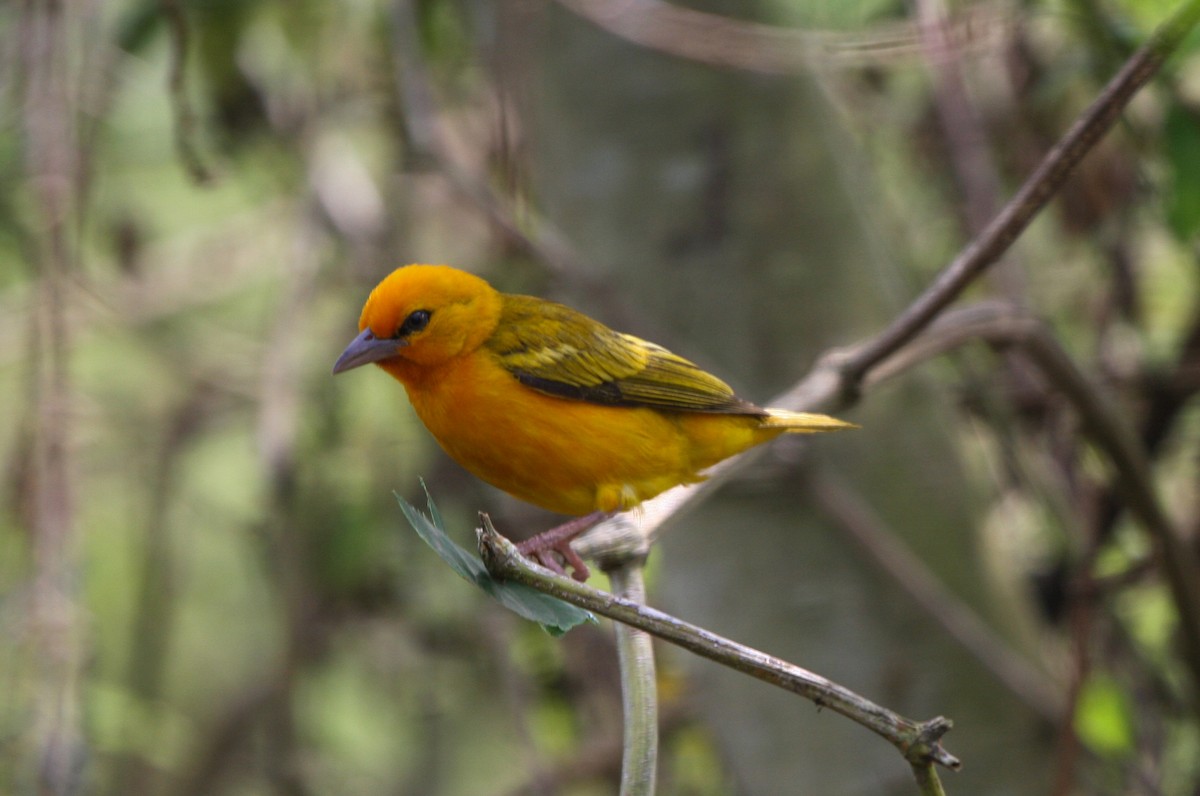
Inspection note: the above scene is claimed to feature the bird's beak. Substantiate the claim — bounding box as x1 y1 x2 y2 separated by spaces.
332 329 407 374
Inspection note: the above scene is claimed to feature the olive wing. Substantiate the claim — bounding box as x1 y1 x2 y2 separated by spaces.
486 295 764 415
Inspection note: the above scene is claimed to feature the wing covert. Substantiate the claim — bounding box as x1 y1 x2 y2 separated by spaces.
486 295 764 415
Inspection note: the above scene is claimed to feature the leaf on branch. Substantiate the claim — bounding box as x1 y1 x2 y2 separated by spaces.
396 485 596 636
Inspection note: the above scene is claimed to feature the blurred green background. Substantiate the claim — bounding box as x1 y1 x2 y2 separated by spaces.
5 0 1200 793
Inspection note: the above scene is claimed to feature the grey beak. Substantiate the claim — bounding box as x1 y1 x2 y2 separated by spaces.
332 328 406 374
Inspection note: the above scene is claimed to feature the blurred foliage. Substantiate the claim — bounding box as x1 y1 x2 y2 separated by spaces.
4 0 1200 794
1075 674 1136 759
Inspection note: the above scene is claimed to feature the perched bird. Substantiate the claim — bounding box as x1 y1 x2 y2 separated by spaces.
333 264 854 579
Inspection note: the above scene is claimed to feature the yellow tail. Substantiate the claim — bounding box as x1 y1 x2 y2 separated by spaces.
760 408 858 433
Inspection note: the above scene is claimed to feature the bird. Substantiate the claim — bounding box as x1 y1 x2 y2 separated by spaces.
333 264 855 579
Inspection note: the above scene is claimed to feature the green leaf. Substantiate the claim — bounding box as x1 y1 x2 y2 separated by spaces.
397 486 595 636
1074 674 1135 758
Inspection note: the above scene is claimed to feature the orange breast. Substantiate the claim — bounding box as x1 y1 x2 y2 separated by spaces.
381 351 778 516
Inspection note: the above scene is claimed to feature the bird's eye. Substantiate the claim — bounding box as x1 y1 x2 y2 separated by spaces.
396 309 431 337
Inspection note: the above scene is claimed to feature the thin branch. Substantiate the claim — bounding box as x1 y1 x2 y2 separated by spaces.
840 0 1200 385
1051 576 1092 796
159 0 214 184
554 0 1014 72
389 0 674 335
478 519 961 782
389 0 592 283
176 682 281 796
113 386 218 795
578 299 1200 759
0 201 296 368
1088 302 1200 544
869 302 1200 712
911 0 1027 301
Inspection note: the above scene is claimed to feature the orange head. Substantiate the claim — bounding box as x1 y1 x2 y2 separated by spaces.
332 264 502 374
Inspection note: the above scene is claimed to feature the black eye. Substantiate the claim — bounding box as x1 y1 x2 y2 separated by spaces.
395 309 431 337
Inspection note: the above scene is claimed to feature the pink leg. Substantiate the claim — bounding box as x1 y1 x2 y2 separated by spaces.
516 511 613 581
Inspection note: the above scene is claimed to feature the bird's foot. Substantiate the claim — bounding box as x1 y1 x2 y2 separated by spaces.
516 511 613 582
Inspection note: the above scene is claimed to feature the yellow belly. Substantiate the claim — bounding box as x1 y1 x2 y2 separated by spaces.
384 354 778 516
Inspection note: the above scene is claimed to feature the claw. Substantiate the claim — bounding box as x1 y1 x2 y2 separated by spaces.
515 511 612 581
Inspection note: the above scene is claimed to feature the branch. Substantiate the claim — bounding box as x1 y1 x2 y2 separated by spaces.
159 0 214 184
869 302 1200 711
911 0 1026 302
840 0 1200 385
575 0 1200 564
554 0 1014 72
1088 303 1200 544
912 761 950 796
478 519 961 785
21 1 84 792
389 0 593 282
605 561 658 796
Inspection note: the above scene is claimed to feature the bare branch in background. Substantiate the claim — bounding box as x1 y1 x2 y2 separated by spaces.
390 0 593 283
806 468 1064 720
554 0 1015 72
19 2 83 792
160 0 214 184
840 0 1200 383
176 682 282 796
870 302 1200 709
1089 305 1200 544
113 385 221 796
910 0 1026 299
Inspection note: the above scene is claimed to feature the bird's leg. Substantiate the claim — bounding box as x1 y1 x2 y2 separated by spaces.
516 511 613 582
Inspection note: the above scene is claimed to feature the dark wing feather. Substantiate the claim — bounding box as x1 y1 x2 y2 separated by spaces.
486 294 765 416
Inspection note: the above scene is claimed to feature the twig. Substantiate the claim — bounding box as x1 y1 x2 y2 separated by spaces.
840 0 1200 385
1051 577 1092 796
913 0 1007 237
389 0 592 282
554 0 1014 72
176 682 281 796
990 321 1200 714
159 0 214 184
1089 304 1200 544
911 0 1027 301
478 519 961 783
0 201 295 368
868 302 1200 712
113 386 217 795
604 561 658 796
